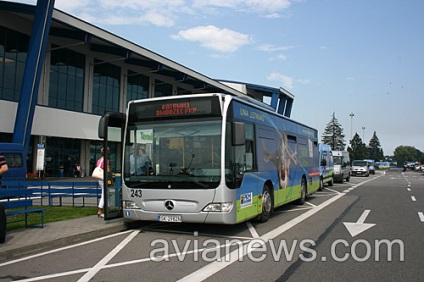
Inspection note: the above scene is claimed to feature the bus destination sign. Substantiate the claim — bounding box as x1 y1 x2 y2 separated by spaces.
156 102 198 116
130 97 221 121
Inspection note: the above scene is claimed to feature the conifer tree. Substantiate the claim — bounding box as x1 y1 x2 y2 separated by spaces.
348 133 367 160
321 112 346 150
367 131 384 161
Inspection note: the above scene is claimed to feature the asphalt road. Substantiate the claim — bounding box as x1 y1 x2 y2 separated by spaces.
1 168 423 282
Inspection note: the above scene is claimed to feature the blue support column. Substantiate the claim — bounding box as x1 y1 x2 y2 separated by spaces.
278 95 288 116
270 92 279 112
12 0 55 153
284 98 294 118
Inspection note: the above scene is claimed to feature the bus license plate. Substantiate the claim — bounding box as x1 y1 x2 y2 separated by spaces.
158 215 182 222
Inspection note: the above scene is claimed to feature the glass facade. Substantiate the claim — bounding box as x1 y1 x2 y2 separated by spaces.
92 59 121 115
49 45 85 111
154 79 172 97
126 71 149 105
44 137 81 178
0 26 29 102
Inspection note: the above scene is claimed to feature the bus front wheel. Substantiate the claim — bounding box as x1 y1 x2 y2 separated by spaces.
259 186 272 223
296 177 307 205
318 177 324 191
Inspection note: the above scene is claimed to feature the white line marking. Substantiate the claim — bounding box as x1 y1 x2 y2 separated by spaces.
407 188 411 191
418 212 424 222
325 188 342 194
77 230 139 282
0 230 134 267
305 201 317 207
177 176 381 282
246 221 259 238
411 196 416 202
176 192 345 282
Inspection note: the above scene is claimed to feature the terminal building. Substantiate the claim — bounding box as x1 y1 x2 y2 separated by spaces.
0 1 294 178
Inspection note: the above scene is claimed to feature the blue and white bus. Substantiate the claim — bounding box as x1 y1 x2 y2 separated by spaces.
99 93 320 224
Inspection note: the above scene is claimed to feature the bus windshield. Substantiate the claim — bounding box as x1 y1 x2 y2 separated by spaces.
333 156 342 165
123 119 222 189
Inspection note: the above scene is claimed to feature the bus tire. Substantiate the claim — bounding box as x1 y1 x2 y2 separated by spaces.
258 185 272 223
296 177 307 205
318 177 324 191
0 204 6 244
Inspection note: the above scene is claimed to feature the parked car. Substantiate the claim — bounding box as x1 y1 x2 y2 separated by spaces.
351 160 370 177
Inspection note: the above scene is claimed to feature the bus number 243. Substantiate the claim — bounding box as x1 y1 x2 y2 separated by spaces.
130 189 142 198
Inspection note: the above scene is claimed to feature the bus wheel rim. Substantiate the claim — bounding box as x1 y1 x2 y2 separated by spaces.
263 191 272 214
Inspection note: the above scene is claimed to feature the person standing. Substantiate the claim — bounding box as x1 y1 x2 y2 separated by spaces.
137 148 151 176
96 148 110 218
0 153 8 186
0 153 8 243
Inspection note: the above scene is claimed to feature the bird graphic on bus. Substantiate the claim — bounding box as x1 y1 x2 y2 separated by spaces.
262 132 298 189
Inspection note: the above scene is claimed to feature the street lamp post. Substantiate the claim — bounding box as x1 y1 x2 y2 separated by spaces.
362 126 366 141
349 113 354 140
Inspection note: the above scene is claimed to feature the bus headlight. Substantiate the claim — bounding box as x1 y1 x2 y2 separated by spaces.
123 200 140 209
203 202 233 212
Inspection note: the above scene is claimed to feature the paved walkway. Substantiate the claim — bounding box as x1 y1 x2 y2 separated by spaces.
0 214 127 263
0 177 128 263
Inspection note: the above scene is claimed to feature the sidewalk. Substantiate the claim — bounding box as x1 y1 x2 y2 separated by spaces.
0 215 128 263
0 176 128 263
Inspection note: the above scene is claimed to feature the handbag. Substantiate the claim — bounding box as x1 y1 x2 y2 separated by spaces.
92 159 104 179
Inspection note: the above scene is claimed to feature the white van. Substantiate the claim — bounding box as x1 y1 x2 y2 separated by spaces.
332 150 351 183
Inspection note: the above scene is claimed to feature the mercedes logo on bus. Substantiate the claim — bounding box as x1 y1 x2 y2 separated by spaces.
165 200 174 210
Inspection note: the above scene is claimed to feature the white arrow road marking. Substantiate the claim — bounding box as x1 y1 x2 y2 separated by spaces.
343 209 376 237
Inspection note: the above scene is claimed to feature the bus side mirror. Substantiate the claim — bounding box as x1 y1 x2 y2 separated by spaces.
232 122 245 146
98 116 106 139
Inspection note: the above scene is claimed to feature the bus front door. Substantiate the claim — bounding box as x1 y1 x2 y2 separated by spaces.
99 112 125 220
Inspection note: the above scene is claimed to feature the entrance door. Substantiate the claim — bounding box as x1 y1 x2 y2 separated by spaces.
99 112 125 220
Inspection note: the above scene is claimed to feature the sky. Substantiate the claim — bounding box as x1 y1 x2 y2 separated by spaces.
10 0 424 155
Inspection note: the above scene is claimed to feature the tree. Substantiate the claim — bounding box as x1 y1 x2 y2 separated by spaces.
367 131 384 161
321 112 346 150
393 146 424 164
348 133 367 160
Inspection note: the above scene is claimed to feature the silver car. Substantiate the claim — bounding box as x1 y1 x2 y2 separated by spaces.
351 160 370 177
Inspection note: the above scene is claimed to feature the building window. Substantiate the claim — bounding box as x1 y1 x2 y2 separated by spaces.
49 45 85 111
92 59 120 115
154 79 172 97
126 71 149 104
0 27 30 102
44 137 81 177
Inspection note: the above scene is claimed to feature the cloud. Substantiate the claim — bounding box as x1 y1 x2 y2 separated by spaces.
258 44 294 52
172 25 252 52
267 72 294 89
192 0 291 14
52 0 188 27
12 0 293 26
